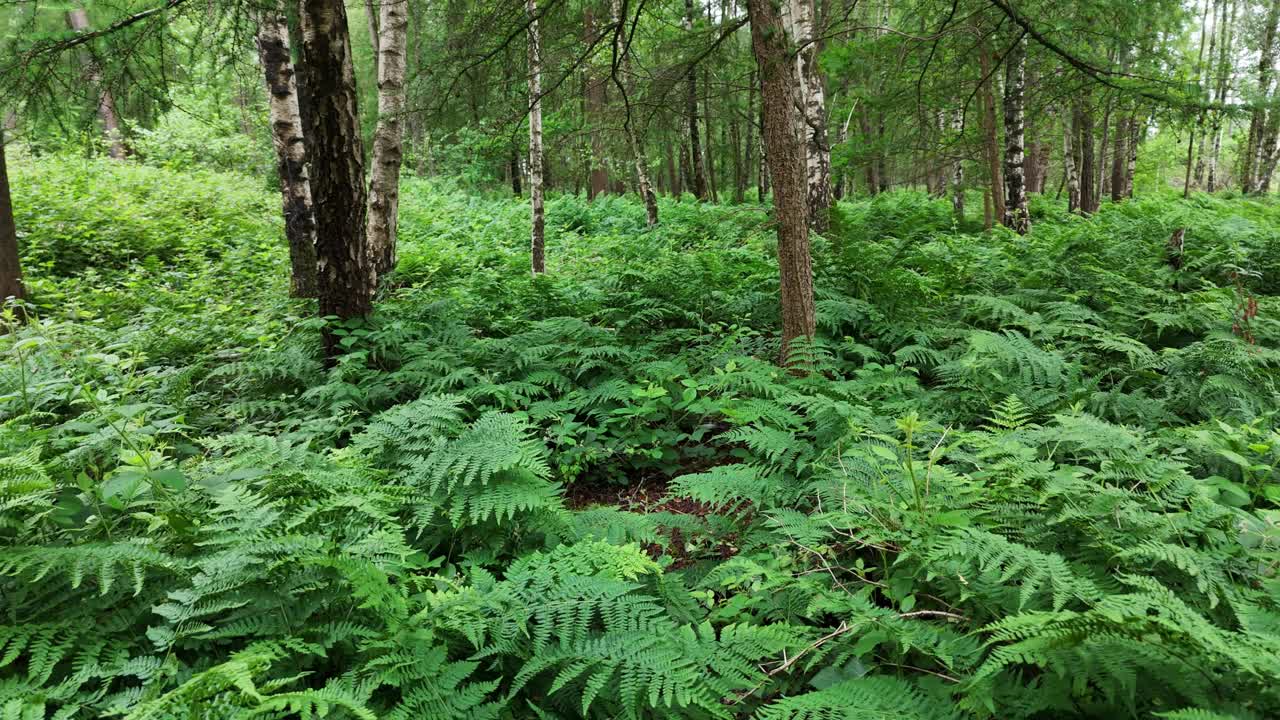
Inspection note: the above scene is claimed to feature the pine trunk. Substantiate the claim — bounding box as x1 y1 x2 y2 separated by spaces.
684 0 709 200
65 9 126 160
298 0 374 354
747 0 816 364
0 130 23 313
256 7 319 298
1079 100 1098 214
528 0 546 273
1002 36 1029 234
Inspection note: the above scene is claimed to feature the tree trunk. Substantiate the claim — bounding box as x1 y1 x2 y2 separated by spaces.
510 146 523 195
745 70 757 200
0 130 23 313
1209 0 1237 192
788 0 832 232
979 40 1004 223
365 0 408 278
1002 36 1029 234
363 0 380 77
256 6 319 298
65 9 126 160
1111 112 1129 202
1065 106 1080 213
1078 99 1098 214
611 0 657 225
703 67 719 202
747 0 815 364
584 7 609 200
298 0 374 354
666 139 680 196
528 0 546 274
1126 112 1142 198
684 0 709 200
1245 0 1280 193
951 108 965 222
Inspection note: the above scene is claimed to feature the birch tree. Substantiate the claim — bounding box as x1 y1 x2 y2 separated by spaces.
787 0 832 232
1002 34 1029 234
298 0 375 353
366 0 409 276
255 6 318 298
528 0 547 274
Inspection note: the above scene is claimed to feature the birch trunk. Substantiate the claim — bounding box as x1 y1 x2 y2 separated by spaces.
787 0 832 232
256 7 318 298
527 0 546 274
1002 36 1029 234
65 9 126 159
366 0 408 277
748 0 816 364
298 0 374 355
1245 0 1280 193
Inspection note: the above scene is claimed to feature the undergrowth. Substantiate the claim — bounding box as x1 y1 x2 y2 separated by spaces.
2 155 1279 719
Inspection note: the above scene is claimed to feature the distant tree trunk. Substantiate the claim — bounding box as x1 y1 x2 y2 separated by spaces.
861 112 880 195
979 40 1004 223
788 0 832 232
298 0 374 353
684 0 709 200
1193 0 1216 188
1209 0 1237 192
1078 99 1098 214
363 0 380 77
747 0 815 363
584 7 609 200
1244 0 1280 193
366 0 408 278
0 130 23 313
951 108 965 221
1065 106 1080 212
611 0 657 226
666 140 680 196
744 71 757 199
1098 92 1113 199
65 9 126 159
1002 36 1029 234
256 7 318 298
510 146 522 195
1126 112 1142 198
528 0 546 274
703 67 719 202
1111 113 1129 202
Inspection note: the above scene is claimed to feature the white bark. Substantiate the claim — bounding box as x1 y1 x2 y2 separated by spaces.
785 0 831 231
528 0 546 274
366 0 408 277
256 6 318 297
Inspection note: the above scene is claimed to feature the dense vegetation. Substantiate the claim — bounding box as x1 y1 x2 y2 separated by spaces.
2 152 1278 718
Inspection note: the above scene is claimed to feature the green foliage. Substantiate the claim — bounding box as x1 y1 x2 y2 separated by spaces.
4 158 1280 718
